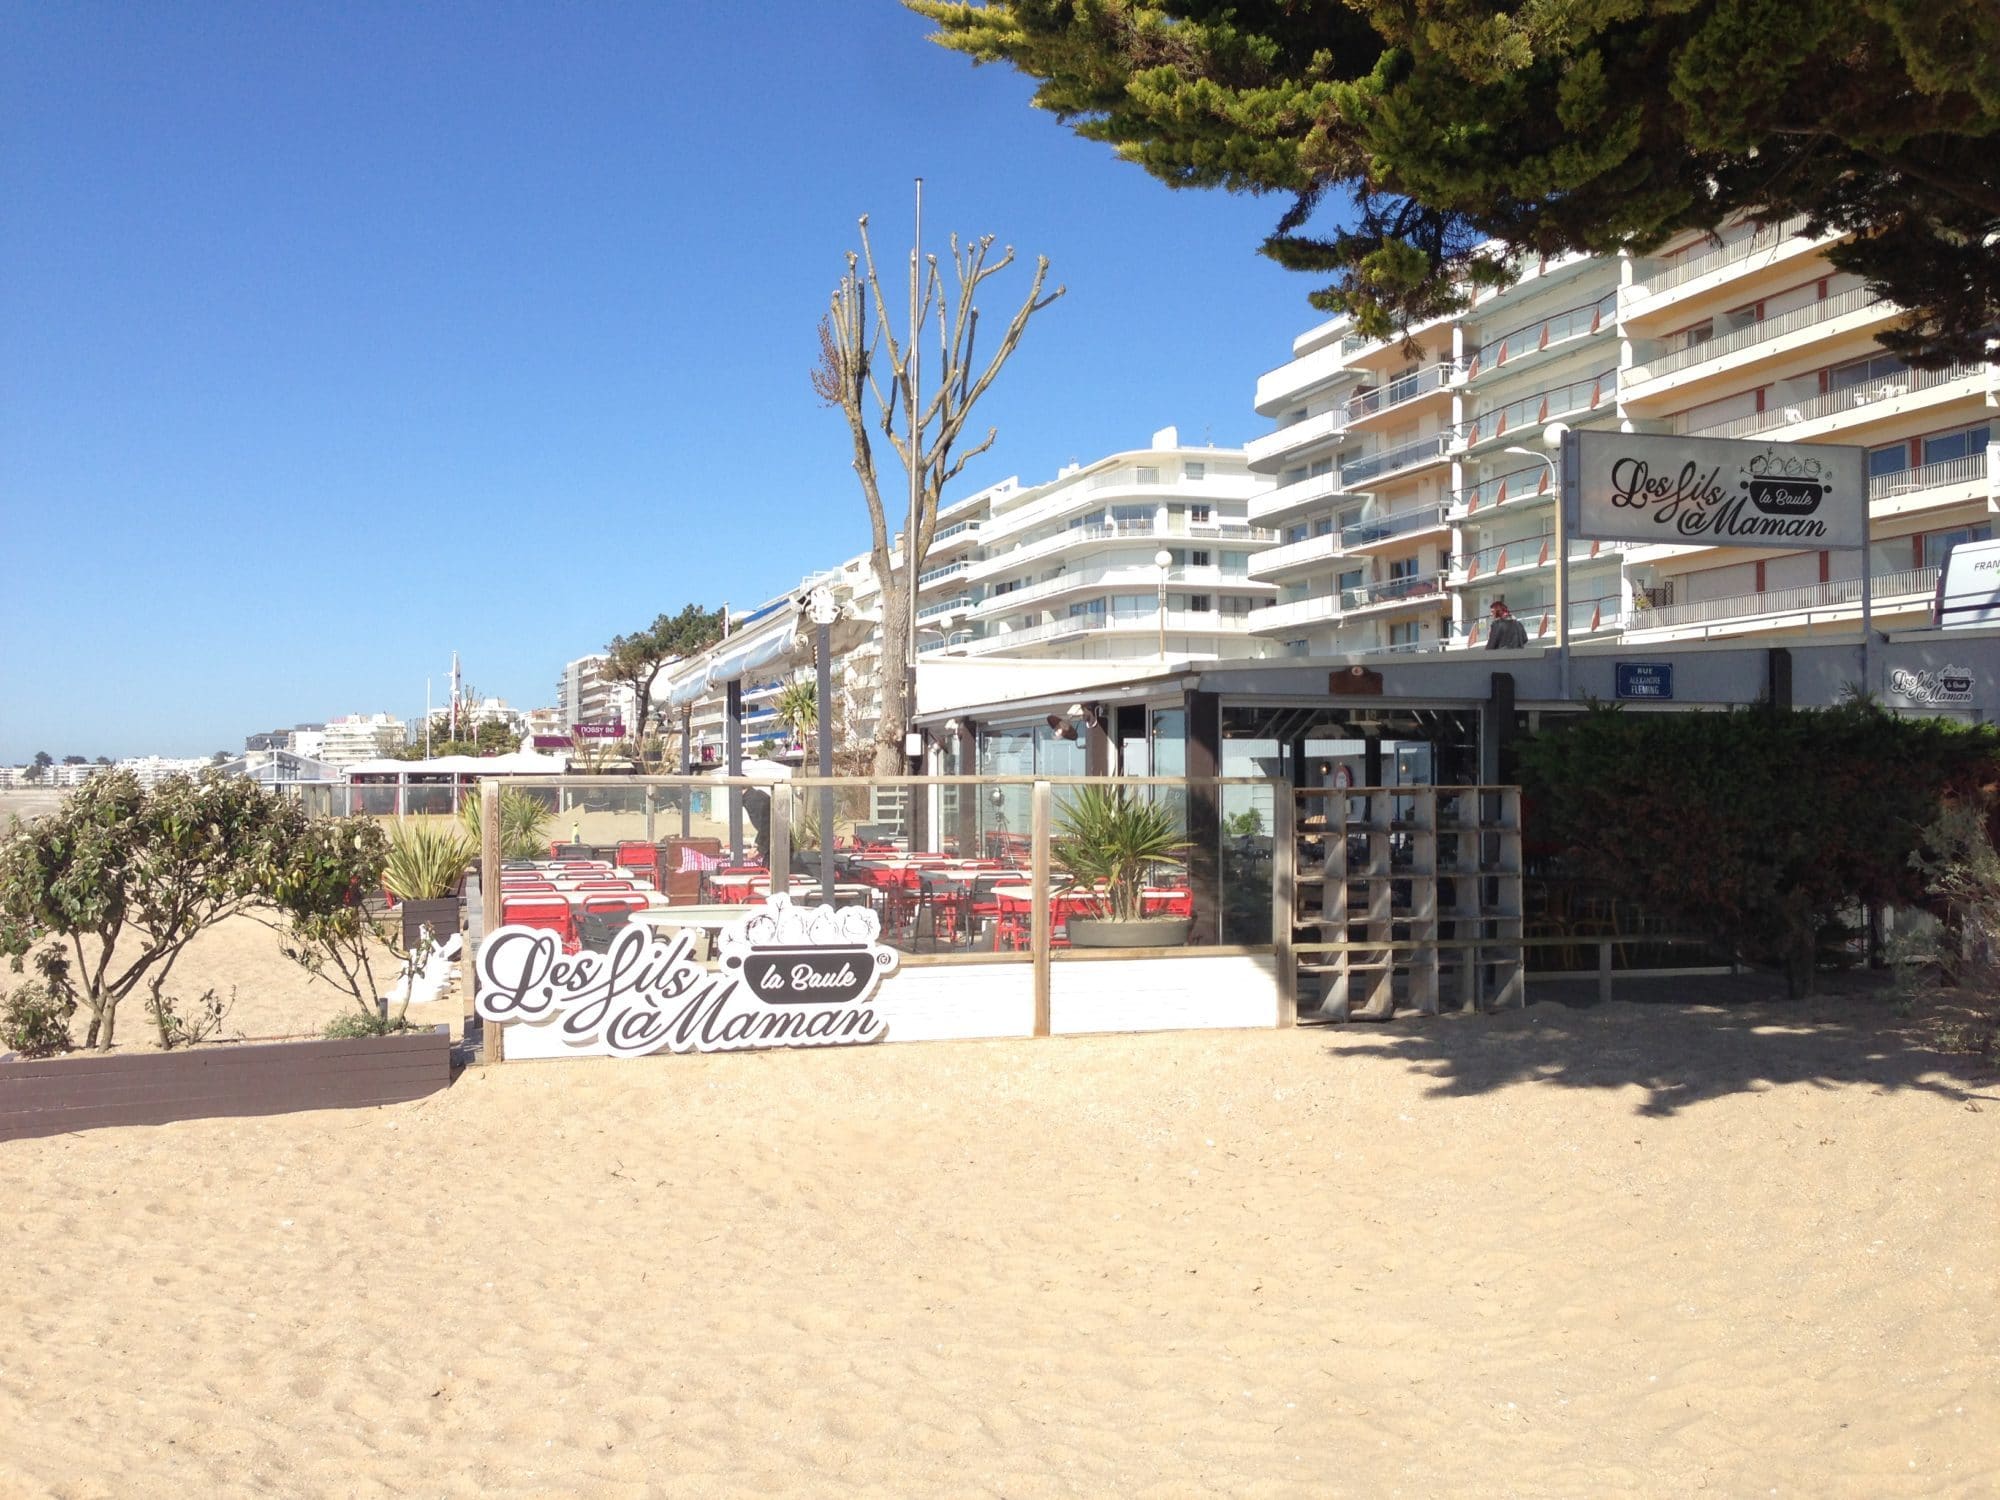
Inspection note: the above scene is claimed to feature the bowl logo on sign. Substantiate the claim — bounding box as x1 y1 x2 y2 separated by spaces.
720 895 900 1007
1743 450 1829 516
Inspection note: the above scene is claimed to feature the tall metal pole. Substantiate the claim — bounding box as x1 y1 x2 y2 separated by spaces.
905 179 924 785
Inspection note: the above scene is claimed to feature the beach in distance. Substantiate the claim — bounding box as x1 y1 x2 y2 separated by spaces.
3 980 1995 1498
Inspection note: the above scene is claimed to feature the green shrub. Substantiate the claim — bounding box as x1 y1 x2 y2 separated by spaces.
1 979 74 1057
323 1011 420 1040
383 820 477 901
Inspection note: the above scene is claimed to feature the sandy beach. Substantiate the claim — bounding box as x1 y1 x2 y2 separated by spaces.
3 979 1995 1498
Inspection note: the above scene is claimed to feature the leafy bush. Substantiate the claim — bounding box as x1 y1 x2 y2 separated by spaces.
1519 703 2000 995
1 978 74 1057
1053 786 1190 921
323 1011 420 1040
145 986 233 1049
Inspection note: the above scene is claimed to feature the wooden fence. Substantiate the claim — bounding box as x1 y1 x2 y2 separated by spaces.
0 1028 452 1143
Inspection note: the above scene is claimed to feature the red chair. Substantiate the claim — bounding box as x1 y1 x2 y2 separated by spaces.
502 897 577 951
583 894 649 915
574 879 637 891
615 842 661 878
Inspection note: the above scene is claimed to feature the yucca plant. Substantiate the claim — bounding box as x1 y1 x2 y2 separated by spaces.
457 787 555 860
1052 786 1190 921
383 819 478 901
775 679 818 741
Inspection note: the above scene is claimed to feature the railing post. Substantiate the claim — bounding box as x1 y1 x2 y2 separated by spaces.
1031 780 1052 1038
769 789 790 898
1597 940 1613 1005
1272 782 1297 1026
478 779 503 1064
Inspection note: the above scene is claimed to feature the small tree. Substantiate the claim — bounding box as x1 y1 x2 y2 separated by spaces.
270 817 396 1022
0 771 306 1049
814 215 1062 774
604 604 728 761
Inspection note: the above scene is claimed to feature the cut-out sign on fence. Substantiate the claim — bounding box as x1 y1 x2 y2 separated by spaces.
475 894 896 1056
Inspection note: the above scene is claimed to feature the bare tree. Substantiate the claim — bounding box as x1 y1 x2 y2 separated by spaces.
813 215 1062 775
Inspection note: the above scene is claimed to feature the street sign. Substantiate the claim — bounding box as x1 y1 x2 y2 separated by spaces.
1615 662 1674 700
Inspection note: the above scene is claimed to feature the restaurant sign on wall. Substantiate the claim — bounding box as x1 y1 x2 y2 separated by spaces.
1886 663 1976 709
1563 432 1866 551
475 894 896 1056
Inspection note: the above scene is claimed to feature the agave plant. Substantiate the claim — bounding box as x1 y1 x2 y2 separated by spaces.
1051 786 1190 921
383 819 478 901
457 786 555 860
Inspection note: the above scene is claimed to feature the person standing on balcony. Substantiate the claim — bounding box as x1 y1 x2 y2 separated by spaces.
1486 597 1528 649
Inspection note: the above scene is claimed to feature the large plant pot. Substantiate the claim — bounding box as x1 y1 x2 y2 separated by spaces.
1065 916 1192 950
400 896 462 953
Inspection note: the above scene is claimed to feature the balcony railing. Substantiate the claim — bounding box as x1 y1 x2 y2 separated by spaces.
1458 368 1617 449
1451 462 1554 518
1449 535 1623 583
1869 450 1990 502
1636 214 1814 294
915 594 974 621
921 609 1237 655
1344 363 1456 422
931 519 983 545
918 559 970 587
1466 292 1616 379
1677 361 1981 440
1247 407 1350 466
1338 433 1452 488
967 517 1273 578
1628 566 1939 631
1248 531 1341 577
1250 573 1449 632
1459 594 1624 645
976 561 1239 614
1341 502 1451 549
1637 286 1884 382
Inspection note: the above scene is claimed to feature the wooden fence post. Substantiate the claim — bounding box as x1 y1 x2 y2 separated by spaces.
1031 780 1052 1038
479 779 503 1064
1272 782 1297 1027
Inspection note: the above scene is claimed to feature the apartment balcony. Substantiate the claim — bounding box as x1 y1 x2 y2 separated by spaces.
1341 502 1452 556
963 517 1273 582
1624 215 1822 321
1342 364 1457 430
1249 469 1342 528
1248 572 1449 635
1624 287 1898 405
1247 531 1343 582
917 558 971 588
915 594 975 624
1253 337 1372 416
927 518 984 557
1455 368 1617 453
1623 566 1939 640
1447 534 1626 586
1464 248 1600 319
1245 406 1351 471
1870 450 1995 518
920 608 1249 657
1463 291 1616 384
1339 432 1453 489
1449 461 1557 520
1675 361 1987 443
975 561 1266 616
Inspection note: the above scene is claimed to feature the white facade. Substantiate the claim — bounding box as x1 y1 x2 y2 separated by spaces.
555 655 638 732
1246 222 1998 655
318 713 408 767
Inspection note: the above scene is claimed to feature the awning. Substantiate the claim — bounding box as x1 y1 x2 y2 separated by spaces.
664 593 876 707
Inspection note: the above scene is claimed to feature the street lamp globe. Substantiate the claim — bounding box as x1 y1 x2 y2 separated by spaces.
1154 549 1173 570
1542 420 1569 451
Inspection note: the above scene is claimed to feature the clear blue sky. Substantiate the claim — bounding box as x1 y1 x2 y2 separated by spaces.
0 1 1322 762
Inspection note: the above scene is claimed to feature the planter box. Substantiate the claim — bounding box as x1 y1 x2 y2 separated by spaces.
400 896 462 953
0 1027 453 1143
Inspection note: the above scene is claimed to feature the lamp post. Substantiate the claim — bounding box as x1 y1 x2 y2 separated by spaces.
1155 548 1174 660
1503 420 1571 701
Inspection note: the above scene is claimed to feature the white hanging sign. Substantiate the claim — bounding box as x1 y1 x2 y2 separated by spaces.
1564 432 1867 550
475 894 897 1056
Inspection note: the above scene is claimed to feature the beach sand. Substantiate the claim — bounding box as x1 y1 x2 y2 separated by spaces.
2 987 1995 1497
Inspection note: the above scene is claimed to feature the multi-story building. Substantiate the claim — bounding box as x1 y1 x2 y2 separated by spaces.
916 426 1277 661
318 714 408 767
1245 221 1997 654
555 655 637 732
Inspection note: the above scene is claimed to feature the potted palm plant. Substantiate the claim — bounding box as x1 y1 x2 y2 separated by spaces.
384 819 477 952
457 786 555 860
1053 786 1193 948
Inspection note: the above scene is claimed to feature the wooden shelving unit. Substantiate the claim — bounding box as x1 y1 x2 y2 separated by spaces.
1293 785 1523 1022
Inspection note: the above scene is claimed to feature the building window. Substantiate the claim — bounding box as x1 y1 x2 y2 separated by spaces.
1922 422 1991 465
1869 442 1910 479
1388 556 1418 581
1921 525 1993 569
1189 550 1211 567
1187 594 1212 613
1286 523 1309 544
1190 503 1212 523
1111 503 1152 526
1136 465 1161 484
1829 352 1907 393
1185 462 1207 481
1220 551 1248 573
1388 621 1421 646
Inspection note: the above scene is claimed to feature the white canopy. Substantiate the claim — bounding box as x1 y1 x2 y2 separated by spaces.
663 593 875 707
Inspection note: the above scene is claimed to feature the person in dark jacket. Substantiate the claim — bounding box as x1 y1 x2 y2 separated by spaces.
1485 598 1529 649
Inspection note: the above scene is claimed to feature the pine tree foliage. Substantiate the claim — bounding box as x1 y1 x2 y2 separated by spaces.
909 0 2000 364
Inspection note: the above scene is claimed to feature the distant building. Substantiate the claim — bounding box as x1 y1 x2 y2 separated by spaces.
319 714 407 766
556 655 637 732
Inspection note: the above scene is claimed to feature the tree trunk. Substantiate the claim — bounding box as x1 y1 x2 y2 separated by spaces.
872 569 913 779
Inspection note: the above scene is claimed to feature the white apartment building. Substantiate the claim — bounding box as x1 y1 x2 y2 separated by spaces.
318 713 408 767
1247 219 1998 655
555 654 638 732
916 426 1277 662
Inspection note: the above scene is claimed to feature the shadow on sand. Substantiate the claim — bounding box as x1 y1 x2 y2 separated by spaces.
1325 970 2000 1118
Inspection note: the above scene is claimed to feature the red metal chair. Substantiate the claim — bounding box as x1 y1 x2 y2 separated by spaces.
615 841 661 878
583 893 650 915
574 879 637 892
502 897 577 951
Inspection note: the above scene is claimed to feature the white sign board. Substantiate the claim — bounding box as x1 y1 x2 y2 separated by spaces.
1564 431 1867 550
1933 537 2000 628
1886 664 1976 710
475 894 897 1056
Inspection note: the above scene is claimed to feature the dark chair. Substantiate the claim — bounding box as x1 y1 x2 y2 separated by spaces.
554 844 593 859
577 906 635 954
